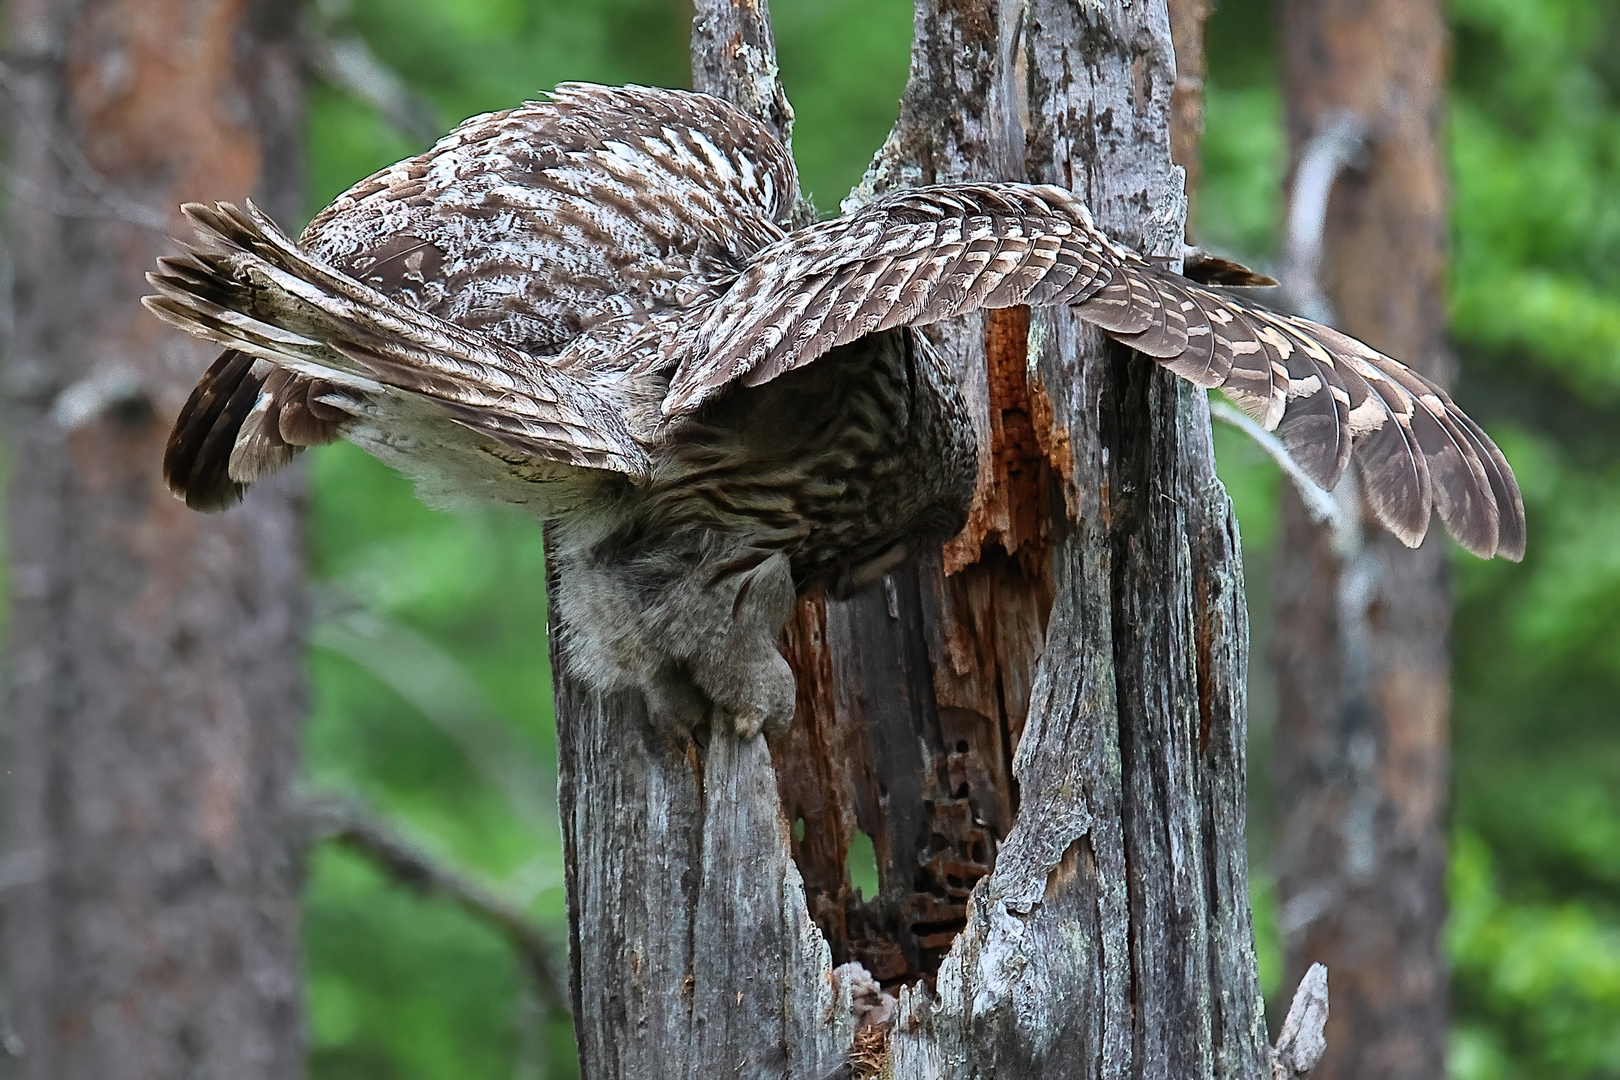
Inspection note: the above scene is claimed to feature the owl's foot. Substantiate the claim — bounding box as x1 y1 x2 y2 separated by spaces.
643 652 794 739
643 667 712 735
707 648 796 739
690 553 797 739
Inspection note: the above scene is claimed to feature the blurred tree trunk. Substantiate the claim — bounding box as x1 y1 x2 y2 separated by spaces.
555 0 1277 1076
1167 0 1210 230
1272 0 1454 1077
1 2 307 1078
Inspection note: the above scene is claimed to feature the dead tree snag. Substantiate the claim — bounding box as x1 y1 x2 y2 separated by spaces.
552 1 1278 1076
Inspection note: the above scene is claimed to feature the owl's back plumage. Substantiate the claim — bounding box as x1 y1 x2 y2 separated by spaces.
147 83 1523 734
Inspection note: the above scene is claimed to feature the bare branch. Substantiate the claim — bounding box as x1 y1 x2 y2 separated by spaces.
689 0 794 146
1282 110 1368 322
299 792 570 1020
312 604 562 851
0 61 172 233
688 0 814 226
302 25 441 145
0 169 167 231
1209 400 1348 535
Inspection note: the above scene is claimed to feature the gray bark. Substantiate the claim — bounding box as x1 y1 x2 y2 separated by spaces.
1 2 307 1078
553 1 1273 1076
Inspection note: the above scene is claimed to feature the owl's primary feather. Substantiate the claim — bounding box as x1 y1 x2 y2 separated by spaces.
147 83 1523 735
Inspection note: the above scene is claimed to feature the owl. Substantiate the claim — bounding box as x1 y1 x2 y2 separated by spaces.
146 84 1524 737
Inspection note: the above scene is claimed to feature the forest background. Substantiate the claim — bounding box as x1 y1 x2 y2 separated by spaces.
45 0 1614 1076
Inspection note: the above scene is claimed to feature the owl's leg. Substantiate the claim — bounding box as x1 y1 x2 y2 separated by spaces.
642 662 712 735
698 647 795 739
687 553 798 739
548 529 798 738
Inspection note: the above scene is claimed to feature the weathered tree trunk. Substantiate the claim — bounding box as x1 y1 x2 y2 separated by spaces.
2 3 307 1078
553 1 1274 1076
1272 1 1454 1077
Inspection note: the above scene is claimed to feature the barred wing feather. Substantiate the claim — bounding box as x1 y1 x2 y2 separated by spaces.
663 183 1524 560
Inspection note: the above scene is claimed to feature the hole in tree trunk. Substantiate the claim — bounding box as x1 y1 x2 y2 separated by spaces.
773 554 1054 992
846 831 880 901
772 310 1062 991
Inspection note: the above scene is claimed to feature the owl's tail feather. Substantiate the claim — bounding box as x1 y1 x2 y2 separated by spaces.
162 347 348 510
147 200 650 507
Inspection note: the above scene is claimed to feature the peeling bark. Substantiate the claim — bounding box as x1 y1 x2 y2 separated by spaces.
1 2 307 1078
554 1 1273 1076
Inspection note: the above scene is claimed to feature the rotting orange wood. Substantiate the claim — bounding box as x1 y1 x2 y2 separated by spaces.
943 306 1052 576
932 305 1062 754
775 578 1006 988
771 302 1075 990
930 553 1052 752
774 594 857 942
1194 574 1215 754
773 303 1075 988
1028 376 1078 520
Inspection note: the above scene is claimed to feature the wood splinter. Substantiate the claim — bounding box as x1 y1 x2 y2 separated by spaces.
1271 962 1330 1080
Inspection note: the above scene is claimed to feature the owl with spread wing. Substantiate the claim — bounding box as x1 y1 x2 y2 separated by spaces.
146 84 1524 737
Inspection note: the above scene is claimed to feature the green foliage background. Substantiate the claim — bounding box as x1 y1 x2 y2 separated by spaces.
297 1 1620 1076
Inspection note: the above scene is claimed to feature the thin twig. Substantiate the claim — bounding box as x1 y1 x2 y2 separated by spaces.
300 792 571 1020
311 604 562 852
0 60 171 233
302 26 442 144
1208 400 1348 536
0 165 168 231
1282 109 1367 324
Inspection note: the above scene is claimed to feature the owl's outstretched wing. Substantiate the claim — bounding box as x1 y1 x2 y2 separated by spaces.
157 84 797 509
662 183 1523 561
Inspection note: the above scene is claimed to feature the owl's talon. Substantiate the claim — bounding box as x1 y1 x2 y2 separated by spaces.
726 697 794 740
731 707 767 739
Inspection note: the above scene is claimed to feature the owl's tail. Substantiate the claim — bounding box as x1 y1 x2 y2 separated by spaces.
159 346 346 510
146 201 650 508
